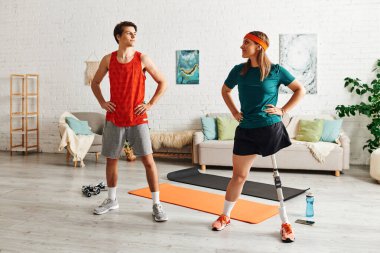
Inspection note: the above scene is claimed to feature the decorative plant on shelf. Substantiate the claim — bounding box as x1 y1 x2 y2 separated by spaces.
335 59 380 153
124 141 136 161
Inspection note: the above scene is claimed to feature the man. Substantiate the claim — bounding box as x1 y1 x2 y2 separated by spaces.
91 21 168 222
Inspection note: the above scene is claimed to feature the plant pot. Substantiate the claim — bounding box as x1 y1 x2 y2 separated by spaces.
124 146 136 162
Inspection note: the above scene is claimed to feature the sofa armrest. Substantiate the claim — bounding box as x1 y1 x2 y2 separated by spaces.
339 132 350 170
192 131 204 164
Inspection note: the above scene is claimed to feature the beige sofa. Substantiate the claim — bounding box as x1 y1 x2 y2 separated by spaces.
192 113 350 176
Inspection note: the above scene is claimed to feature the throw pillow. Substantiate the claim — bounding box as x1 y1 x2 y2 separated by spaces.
320 119 343 142
201 116 218 140
295 119 324 142
65 117 93 135
216 116 239 140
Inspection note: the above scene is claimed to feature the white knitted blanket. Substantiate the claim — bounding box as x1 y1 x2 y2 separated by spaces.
291 139 339 163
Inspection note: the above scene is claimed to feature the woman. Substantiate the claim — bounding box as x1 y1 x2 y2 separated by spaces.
211 31 305 243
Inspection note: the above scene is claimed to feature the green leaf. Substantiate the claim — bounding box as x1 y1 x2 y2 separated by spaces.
339 59 380 154
345 108 350 116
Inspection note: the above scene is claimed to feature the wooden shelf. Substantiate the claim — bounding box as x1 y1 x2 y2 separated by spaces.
11 93 38 97
10 74 40 155
11 74 39 78
11 112 38 118
11 129 38 134
11 146 38 152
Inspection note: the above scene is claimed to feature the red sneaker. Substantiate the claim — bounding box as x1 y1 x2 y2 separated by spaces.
281 223 295 243
211 214 231 231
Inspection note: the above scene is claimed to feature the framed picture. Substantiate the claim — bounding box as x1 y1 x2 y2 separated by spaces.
279 34 317 94
176 50 199 84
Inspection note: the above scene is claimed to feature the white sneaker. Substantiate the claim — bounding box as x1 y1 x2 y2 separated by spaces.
93 198 119 215
152 203 168 222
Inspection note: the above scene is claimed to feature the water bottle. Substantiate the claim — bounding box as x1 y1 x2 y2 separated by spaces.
306 192 314 220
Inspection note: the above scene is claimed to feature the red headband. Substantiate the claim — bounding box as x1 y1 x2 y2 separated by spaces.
244 34 268 51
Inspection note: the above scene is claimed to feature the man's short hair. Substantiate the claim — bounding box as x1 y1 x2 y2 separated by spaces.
113 21 137 44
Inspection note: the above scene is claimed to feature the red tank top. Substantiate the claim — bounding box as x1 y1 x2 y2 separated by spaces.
106 51 148 127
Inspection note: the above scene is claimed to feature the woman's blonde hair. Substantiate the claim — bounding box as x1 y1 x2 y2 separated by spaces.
240 31 271 81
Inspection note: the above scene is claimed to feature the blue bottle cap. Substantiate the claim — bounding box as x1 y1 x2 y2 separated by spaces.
306 192 314 197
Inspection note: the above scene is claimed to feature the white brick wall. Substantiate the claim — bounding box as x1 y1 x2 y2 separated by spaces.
1 0 379 165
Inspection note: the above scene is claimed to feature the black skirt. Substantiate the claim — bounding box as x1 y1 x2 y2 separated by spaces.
233 122 292 157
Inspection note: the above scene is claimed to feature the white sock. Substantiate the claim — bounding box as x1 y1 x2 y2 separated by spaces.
223 200 236 217
108 187 117 201
152 191 160 205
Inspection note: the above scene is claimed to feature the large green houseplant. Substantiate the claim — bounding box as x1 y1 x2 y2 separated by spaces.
335 59 380 153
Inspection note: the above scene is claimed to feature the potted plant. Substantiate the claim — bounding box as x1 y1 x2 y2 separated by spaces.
124 140 136 161
335 59 380 153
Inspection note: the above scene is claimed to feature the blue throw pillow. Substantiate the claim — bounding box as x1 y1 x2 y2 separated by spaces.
201 116 218 140
320 119 343 142
65 117 93 135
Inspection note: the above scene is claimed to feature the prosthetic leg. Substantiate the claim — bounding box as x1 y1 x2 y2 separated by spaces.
271 154 289 223
271 154 295 242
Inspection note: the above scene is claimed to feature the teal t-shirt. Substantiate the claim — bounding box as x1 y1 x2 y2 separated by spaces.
224 63 295 129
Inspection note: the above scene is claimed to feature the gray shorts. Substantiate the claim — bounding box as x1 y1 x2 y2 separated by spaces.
101 121 153 159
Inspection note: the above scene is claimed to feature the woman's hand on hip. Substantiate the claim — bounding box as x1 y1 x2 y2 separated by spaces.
264 104 284 116
233 112 243 122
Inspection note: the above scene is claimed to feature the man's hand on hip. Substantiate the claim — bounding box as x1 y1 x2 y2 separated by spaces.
134 103 152 115
101 101 116 112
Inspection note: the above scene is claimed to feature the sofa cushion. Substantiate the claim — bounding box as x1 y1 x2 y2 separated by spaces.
216 116 239 140
72 112 105 135
295 119 324 142
286 114 335 139
65 117 93 135
320 119 343 143
201 116 218 140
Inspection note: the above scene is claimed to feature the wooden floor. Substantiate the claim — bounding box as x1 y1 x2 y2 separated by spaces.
0 152 380 253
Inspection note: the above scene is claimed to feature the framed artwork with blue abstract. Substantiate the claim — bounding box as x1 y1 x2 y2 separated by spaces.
176 50 199 84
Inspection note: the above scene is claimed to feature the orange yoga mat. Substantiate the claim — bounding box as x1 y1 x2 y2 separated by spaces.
128 183 279 224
